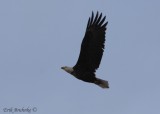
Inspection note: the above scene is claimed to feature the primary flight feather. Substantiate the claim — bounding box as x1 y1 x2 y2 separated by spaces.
61 12 109 88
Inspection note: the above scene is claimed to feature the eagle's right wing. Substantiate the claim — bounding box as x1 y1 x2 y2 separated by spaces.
73 12 108 73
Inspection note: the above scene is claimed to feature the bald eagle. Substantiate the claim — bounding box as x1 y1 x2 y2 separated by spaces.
61 12 109 88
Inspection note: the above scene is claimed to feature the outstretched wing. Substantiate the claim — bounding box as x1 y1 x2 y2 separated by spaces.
73 12 108 73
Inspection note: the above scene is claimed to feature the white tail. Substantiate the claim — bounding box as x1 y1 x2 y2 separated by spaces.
94 78 109 88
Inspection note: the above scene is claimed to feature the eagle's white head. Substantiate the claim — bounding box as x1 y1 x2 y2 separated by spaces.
61 66 74 74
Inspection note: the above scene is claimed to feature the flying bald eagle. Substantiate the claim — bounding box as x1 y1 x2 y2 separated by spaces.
61 12 109 88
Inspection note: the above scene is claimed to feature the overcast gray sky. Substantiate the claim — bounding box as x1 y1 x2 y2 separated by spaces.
0 0 160 114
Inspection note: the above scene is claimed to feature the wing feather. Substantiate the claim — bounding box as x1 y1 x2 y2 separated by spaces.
74 12 108 73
